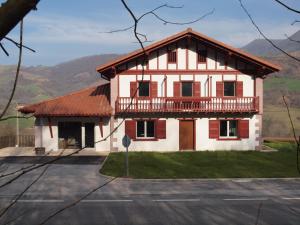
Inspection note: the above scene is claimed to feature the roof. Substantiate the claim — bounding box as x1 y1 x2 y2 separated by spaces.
19 83 112 117
96 28 281 73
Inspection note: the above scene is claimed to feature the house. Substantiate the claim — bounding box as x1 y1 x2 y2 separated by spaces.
19 28 280 152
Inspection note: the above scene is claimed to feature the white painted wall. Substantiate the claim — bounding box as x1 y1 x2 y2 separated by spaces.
113 116 258 152
195 116 258 151
115 118 179 152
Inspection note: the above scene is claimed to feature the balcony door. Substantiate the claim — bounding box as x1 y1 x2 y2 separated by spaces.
179 120 195 150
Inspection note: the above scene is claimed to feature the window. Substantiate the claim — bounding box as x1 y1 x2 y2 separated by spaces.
220 120 238 137
197 50 207 63
137 120 155 138
224 81 235 97
167 50 177 63
138 82 150 97
181 82 193 97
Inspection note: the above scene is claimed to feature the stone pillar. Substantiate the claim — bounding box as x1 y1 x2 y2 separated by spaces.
255 77 264 150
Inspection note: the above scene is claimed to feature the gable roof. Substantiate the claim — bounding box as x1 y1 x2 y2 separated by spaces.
19 83 112 117
96 28 281 73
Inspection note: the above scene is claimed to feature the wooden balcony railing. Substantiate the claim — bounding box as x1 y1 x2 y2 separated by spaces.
115 96 259 114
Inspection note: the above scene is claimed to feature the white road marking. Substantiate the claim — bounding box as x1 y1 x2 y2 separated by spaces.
223 198 268 201
153 199 201 202
17 199 64 203
282 197 300 200
81 199 133 203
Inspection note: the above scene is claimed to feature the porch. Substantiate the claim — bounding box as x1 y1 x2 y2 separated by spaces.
115 96 259 114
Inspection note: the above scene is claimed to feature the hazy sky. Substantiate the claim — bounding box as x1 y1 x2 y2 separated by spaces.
1 0 300 66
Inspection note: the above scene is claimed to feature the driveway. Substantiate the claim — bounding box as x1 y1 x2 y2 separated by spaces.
0 156 300 225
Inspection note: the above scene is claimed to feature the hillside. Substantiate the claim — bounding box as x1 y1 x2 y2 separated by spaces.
0 54 120 109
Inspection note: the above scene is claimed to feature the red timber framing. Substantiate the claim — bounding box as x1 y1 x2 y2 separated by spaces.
97 28 280 77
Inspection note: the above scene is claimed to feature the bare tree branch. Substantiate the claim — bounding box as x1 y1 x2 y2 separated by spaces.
238 0 300 62
0 20 23 119
0 42 9 56
273 0 300 14
102 4 214 34
282 95 300 174
3 37 36 53
0 115 33 122
291 20 300 25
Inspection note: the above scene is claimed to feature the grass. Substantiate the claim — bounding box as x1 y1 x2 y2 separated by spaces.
264 77 300 92
100 142 299 179
264 105 300 137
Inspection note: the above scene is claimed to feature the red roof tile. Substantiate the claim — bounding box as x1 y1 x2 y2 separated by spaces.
96 28 281 73
19 84 112 117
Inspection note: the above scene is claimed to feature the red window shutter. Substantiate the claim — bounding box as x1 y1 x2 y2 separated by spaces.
173 81 180 97
209 120 219 139
236 81 243 97
130 82 137 97
151 82 158 97
156 120 166 139
216 82 223 97
125 120 136 139
239 120 249 138
193 82 201 97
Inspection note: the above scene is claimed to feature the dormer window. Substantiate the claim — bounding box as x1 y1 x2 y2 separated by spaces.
167 49 177 63
197 50 207 63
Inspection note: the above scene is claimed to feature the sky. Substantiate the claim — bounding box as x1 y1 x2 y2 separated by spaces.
1 0 300 66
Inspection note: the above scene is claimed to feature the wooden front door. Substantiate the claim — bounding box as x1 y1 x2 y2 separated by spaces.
179 120 195 150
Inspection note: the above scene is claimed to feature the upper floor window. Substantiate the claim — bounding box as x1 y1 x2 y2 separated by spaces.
220 120 238 137
224 81 235 97
167 50 177 63
197 50 207 63
137 120 155 138
181 82 193 97
139 81 150 97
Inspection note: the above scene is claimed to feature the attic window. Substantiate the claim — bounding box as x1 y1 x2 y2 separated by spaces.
167 49 177 63
197 50 207 63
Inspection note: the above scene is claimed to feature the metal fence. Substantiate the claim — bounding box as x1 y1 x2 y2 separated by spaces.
0 135 35 149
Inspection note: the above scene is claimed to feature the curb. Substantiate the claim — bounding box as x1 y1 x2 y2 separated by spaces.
103 177 300 182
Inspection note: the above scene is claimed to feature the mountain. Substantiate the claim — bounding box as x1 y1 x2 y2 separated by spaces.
0 54 120 111
242 30 300 56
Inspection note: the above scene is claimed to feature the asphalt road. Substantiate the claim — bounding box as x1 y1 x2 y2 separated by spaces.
0 156 299 225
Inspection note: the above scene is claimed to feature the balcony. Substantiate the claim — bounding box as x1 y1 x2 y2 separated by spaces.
115 96 259 114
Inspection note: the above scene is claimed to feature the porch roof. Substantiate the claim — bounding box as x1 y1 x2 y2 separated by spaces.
19 83 112 117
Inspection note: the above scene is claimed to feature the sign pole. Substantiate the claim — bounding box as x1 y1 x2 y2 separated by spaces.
122 134 131 177
126 145 129 177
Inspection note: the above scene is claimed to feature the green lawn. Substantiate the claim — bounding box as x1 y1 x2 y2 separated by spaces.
100 142 300 179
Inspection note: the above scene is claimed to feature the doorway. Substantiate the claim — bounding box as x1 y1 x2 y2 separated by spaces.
85 123 95 148
179 120 195 150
